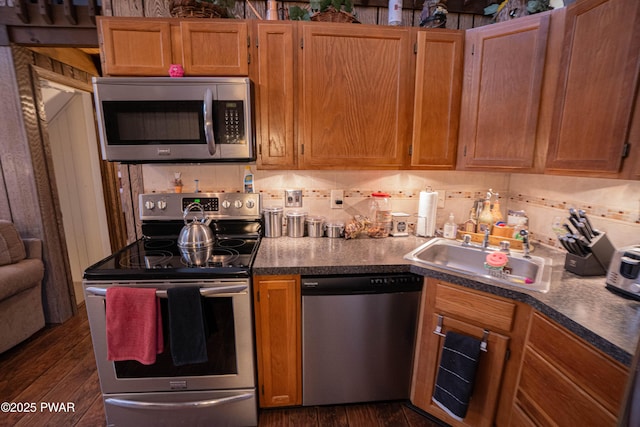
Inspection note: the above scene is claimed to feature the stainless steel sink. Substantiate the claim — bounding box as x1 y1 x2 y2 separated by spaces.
404 238 552 293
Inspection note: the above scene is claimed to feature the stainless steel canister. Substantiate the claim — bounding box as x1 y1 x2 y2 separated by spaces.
286 211 307 237
306 216 325 238
262 206 283 238
324 222 345 238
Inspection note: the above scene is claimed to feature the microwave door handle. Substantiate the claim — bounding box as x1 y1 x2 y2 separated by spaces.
204 88 216 156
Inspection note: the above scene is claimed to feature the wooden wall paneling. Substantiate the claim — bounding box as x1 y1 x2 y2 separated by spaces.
143 0 170 17
110 0 144 17
118 163 143 243
353 6 378 24
102 0 114 16
30 68 78 306
0 47 34 225
244 0 266 20
0 162 10 220
11 46 76 323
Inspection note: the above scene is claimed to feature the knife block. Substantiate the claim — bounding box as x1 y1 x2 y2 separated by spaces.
564 232 615 276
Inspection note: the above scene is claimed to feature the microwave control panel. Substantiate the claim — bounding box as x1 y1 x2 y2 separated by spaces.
214 100 245 145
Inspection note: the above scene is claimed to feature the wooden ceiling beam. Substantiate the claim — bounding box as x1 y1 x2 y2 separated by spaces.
7 26 98 46
0 5 98 27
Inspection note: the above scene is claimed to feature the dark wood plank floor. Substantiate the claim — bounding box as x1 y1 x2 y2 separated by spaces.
0 303 444 427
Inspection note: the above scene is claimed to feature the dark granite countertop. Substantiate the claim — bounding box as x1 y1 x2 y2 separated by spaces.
253 235 640 366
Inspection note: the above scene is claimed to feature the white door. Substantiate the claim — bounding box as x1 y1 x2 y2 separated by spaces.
42 80 112 304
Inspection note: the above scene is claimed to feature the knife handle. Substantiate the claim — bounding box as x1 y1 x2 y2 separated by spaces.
575 222 592 243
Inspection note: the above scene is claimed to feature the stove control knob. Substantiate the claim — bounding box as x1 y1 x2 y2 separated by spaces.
234 200 243 209
246 200 255 209
144 200 155 210
157 200 167 210
222 200 231 209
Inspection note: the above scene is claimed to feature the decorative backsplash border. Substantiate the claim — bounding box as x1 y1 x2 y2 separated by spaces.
259 188 640 225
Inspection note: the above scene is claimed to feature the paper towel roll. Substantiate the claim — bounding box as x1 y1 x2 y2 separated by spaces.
416 190 438 237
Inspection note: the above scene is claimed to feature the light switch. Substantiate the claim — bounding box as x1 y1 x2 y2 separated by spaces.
285 189 303 207
331 190 344 209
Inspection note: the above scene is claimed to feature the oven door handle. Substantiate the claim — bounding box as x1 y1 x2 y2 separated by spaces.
104 392 253 410
85 284 248 298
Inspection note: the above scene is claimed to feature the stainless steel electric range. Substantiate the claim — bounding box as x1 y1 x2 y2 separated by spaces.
83 192 261 427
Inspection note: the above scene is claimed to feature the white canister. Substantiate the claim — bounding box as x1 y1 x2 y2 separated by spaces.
390 212 410 236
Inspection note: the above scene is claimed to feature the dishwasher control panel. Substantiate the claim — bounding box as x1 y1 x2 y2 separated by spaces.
301 274 423 295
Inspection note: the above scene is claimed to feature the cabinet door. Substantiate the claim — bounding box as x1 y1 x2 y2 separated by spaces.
98 17 173 76
298 23 414 169
253 275 301 408
457 13 550 170
514 312 629 426
411 29 464 169
180 21 249 76
545 0 640 175
254 22 297 169
412 313 509 427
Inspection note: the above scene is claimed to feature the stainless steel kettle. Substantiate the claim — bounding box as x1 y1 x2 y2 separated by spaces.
177 203 215 251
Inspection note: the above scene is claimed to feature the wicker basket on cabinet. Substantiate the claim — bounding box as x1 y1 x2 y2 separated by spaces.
310 6 359 23
169 0 230 18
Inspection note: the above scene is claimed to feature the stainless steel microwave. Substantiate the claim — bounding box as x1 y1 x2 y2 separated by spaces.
93 77 254 163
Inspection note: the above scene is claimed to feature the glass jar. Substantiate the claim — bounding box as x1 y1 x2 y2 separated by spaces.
368 192 392 238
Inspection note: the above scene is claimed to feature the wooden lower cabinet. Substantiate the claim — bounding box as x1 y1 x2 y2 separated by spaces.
253 275 301 407
411 279 531 427
511 312 629 426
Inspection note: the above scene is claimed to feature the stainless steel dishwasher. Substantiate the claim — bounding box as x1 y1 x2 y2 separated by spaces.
301 274 422 406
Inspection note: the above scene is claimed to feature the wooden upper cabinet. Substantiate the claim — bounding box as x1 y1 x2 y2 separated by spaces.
253 22 297 169
545 0 640 176
98 17 173 76
298 23 414 169
180 21 249 76
410 29 464 169
457 13 550 170
98 17 249 77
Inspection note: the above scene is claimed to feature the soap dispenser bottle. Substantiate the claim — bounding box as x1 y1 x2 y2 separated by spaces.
243 166 254 193
491 192 504 223
478 191 494 233
443 213 458 239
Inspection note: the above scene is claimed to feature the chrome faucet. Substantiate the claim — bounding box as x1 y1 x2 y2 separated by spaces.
499 240 511 256
520 229 531 259
482 228 490 249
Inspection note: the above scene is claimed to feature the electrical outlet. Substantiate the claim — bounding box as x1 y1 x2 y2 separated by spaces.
284 189 302 207
435 190 446 209
330 190 344 209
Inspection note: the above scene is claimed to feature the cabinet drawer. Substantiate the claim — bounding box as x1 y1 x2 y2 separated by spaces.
517 347 616 426
527 313 627 415
434 282 516 332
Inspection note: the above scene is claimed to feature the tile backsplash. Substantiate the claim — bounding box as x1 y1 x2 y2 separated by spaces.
143 165 640 249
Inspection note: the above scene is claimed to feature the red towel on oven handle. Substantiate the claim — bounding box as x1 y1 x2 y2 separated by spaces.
106 287 164 365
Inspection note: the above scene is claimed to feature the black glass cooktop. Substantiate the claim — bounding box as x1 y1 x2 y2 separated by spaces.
84 220 262 280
